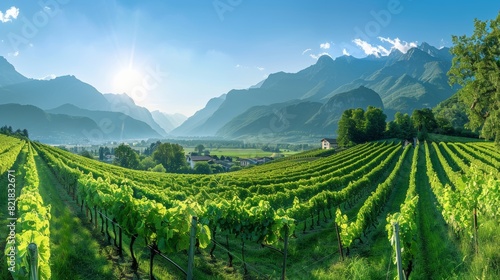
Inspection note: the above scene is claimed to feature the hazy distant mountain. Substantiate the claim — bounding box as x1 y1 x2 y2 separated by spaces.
0 103 161 143
249 79 265 89
103 93 167 136
0 56 168 142
171 94 226 136
0 75 110 111
0 103 102 143
217 86 383 139
47 104 162 140
174 42 454 138
151 110 187 133
0 57 28 86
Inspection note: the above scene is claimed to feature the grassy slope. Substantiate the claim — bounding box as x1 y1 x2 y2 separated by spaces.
413 144 464 279
0 144 27 280
428 133 486 143
33 151 118 279
184 147 301 158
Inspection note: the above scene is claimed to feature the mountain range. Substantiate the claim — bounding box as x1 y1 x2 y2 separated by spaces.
0 42 457 143
0 61 186 143
172 42 456 140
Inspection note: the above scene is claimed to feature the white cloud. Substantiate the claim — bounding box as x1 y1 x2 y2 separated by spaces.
378 37 417 53
342 48 350 56
257 67 264 71
320 42 331 50
8 51 19 57
302 48 311 55
0 6 20 23
310 52 331 60
353 39 390 57
41 74 56 80
353 37 418 57
439 38 447 49
235 64 241 68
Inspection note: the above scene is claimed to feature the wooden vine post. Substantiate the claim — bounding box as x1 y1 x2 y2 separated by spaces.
335 222 344 261
393 223 404 280
187 216 197 280
28 243 38 280
281 225 289 280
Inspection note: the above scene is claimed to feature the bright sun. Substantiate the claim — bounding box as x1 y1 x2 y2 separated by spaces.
112 67 143 94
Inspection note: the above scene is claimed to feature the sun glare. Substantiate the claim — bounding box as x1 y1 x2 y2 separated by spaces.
112 67 143 94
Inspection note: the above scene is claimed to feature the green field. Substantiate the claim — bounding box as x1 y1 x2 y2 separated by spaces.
1 134 499 279
183 147 303 158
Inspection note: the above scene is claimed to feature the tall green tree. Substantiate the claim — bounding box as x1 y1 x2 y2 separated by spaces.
153 143 187 172
448 12 500 144
394 112 417 140
412 108 437 132
337 109 357 147
385 120 401 138
194 162 212 174
351 108 366 143
139 156 157 170
114 144 140 169
195 144 205 154
144 141 161 156
364 106 387 141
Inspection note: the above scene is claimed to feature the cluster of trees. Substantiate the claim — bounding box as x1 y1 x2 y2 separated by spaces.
432 95 474 137
98 146 113 160
113 142 188 173
386 109 439 141
338 106 468 146
0 126 29 138
261 145 281 153
385 112 415 140
139 139 311 154
337 106 387 146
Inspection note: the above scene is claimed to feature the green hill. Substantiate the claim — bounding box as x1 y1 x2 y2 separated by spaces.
217 86 384 139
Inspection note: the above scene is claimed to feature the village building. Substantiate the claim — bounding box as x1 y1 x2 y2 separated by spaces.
321 138 338 149
240 158 258 167
186 155 213 169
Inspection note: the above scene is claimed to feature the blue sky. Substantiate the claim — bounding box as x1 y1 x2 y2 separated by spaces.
0 1 499 116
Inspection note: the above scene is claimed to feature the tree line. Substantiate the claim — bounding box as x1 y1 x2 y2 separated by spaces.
0 125 29 139
113 142 186 173
336 106 472 147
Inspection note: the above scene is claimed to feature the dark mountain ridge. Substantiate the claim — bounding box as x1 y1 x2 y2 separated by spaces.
218 86 384 139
